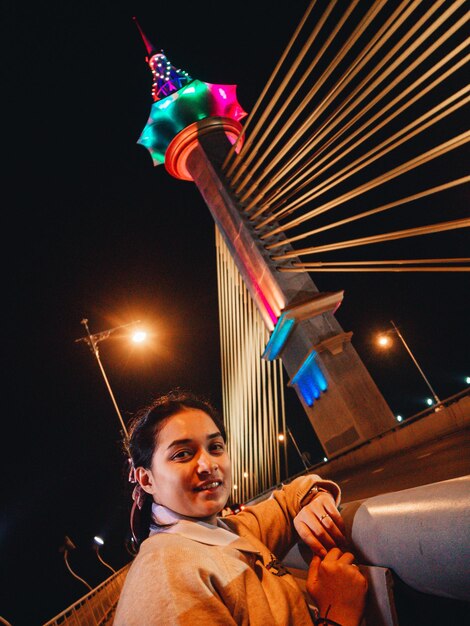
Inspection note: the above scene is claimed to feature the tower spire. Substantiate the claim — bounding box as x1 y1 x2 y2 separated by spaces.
132 16 192 101
132 16 155 57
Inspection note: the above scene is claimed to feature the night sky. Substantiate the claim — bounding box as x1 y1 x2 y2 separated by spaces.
2 2 468 624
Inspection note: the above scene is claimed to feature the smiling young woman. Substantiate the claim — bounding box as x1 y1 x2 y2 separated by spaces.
114 391 367 626
135 407 231 524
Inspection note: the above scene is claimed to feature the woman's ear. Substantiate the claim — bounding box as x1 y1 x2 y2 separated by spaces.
135 467 157 495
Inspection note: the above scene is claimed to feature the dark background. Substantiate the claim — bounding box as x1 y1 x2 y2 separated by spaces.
2 1 468 624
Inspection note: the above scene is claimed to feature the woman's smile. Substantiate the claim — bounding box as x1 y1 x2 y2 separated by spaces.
194 480 223 492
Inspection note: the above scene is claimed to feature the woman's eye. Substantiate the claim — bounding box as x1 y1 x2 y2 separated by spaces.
211 442 225 454
172 450 193 460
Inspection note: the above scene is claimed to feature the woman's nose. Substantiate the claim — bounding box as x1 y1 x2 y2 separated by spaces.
197 450 217 473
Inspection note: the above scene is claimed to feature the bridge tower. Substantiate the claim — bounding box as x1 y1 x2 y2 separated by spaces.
133 18 396 497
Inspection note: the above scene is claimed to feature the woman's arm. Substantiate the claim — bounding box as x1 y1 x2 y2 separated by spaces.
226 474 343 558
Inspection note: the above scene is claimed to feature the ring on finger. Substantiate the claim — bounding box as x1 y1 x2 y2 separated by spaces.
319 513 330 522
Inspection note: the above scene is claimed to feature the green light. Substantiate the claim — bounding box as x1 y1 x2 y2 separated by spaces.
138 79 246 167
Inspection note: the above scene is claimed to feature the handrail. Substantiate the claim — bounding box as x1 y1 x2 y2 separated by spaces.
283 476 470 603
342 475 470 601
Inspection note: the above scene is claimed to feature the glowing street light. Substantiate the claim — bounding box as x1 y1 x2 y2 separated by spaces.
75 319 148 439
376 320 441 406
277 432 289 479
132 330 147 343
377 334 392 348
93 536 116 574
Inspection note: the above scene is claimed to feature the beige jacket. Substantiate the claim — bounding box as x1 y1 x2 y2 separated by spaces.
114 474 340 626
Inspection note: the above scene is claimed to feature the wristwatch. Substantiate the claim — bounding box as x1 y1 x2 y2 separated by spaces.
301 484 331 506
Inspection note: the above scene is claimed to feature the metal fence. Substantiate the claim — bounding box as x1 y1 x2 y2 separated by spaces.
43 564 130 626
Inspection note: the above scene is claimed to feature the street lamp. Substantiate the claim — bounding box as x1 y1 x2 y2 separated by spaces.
377 320 441 405
75 319 146 439
287 427 310 470
59 536 92 591
278 433 289 478
93 536 116 574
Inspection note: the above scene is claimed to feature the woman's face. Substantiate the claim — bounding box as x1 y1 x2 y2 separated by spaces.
138 408 231 524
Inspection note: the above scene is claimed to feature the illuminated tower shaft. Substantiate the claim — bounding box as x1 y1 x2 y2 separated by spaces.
135 27 395 459
174 128 395 457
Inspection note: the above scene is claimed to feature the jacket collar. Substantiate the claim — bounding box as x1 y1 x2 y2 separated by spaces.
149 503 259 554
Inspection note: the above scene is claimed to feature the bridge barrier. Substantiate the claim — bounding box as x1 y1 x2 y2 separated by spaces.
248 389 470 507
43 564 130 626
318 390 470 478
284 476 470 624
342 475 470 602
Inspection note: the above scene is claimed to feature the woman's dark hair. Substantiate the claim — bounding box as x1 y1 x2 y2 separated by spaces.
126 390 226 546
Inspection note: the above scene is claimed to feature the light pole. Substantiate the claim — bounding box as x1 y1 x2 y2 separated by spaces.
93 536 116 574
287 427 310 470
278 433 289 479
75 319 146 439
377 320 441 405
60 536 92 591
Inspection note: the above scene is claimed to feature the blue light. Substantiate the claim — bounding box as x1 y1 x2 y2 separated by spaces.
426 398 433 406
396 415 403 422
262 314 295 360
290 351 328 406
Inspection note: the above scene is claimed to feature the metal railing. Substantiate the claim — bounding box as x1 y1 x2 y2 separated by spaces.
43 564 130 626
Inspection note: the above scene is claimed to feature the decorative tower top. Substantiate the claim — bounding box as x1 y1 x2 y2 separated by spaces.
134 17 247 178
133 17 192 101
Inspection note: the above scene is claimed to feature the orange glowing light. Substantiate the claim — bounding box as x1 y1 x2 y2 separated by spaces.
377 334 392 348
132 330 147 343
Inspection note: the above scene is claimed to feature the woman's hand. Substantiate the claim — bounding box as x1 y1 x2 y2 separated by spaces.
307 548 368 626
294 491 347 557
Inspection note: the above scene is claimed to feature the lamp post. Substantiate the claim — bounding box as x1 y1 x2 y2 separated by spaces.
60 536 92 591
377 320 441 405
75 319 146 439
93 536 116 574
287 427 310 470
278 433 289 479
